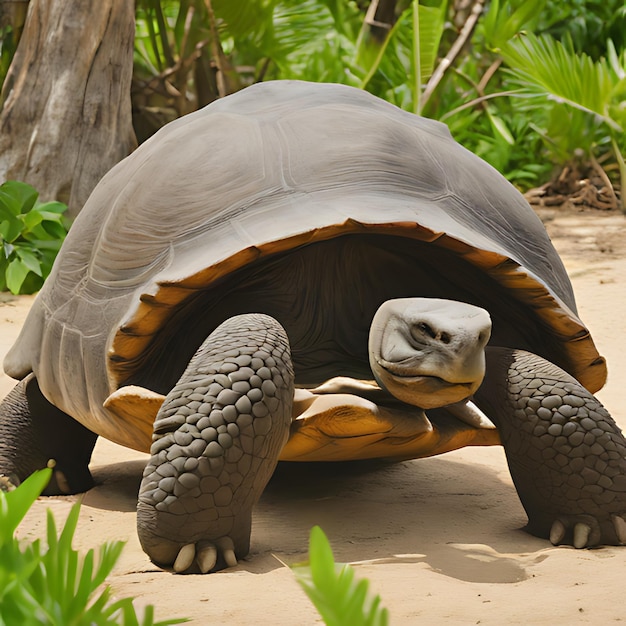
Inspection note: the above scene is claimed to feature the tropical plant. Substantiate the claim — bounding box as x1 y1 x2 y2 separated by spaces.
294 526 389 626
500 33 625 209
0 469 186 626
0 181 69 295
538 0 626 59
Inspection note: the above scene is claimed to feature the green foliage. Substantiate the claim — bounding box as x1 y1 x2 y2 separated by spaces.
107 0 626 197
481 0 546 51
3 1 626 200
267 0 362 84
364 0 448 113
502 34 620 130
501 33 625 207
0 470 186 626
294 526 389 626
538 0 626 59
0 181 69 295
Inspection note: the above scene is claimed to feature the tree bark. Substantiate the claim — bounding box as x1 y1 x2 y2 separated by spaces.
0 0 136 218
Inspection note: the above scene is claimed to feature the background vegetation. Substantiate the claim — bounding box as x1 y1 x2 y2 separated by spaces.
2 0 622 199
0 181 69 295
129 0 625 206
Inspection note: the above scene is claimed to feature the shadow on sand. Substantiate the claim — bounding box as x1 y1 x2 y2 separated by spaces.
81 450 543 582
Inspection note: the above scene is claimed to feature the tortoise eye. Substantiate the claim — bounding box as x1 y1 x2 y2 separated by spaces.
413 321 436 339
412 322 451 344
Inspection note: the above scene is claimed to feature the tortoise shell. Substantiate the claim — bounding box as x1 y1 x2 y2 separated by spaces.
4 80 605 454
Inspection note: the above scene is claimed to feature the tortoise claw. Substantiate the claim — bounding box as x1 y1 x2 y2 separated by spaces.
173 543 196 573
170 538 237 574
573 523 591 549
611 515 626 544
549 520 566 546
216 537 237 568
197 542 218 574
546 516 603 548
0 474 18 493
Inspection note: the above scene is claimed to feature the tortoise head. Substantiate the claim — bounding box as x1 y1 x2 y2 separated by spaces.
369 298 492 409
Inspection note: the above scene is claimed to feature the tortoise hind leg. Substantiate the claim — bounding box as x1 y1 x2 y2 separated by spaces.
0 375 97 494
137 313 293 574
475 347 626 547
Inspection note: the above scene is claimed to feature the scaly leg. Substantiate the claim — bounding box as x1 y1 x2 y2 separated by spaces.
137 314 293 573
476 348 626 547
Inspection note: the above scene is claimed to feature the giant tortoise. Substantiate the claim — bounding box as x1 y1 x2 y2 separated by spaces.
1 81 626 573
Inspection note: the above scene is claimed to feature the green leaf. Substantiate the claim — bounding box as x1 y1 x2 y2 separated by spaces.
416 2 447 83
0 181 38 216
360 0 446 113
213 0 276 39
0 477 187 625
294 526 389 626
19 209 44 232
34 200 67 215
502 33 620 131
487 109 515 145
247 0 362 86
5 258 31 295
15 247 42 277
482 0 547 51
0 216 23 243
40 219 68 240
21 238 63 252
0 181 67 293
0 469 51 544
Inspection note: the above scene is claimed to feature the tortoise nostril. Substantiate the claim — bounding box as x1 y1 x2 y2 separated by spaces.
440 331 451 344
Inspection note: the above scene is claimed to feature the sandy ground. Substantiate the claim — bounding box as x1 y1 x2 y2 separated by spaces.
2 207 626 624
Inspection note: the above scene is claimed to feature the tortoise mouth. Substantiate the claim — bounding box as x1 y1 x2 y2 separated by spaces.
374 359 478 410
377 359 474 390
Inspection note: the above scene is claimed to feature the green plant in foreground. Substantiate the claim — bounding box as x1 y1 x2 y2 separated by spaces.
0 180 69 294
294 526 389 626
0 469 186 626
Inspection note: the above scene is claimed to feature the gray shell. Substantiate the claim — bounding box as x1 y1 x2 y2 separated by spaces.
4 81 605 451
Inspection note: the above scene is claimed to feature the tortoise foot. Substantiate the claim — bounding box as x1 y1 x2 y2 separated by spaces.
0 375 97 495
548 513 626 548
136 503 247 573
137 314 294 573
477 348 626 548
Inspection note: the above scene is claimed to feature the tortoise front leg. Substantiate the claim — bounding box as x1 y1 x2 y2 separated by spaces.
0 375 97 494
475 348 626 547
137 313 293 573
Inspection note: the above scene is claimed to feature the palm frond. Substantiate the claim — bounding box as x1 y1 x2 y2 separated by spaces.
269 0 361 84
212 0 276 39
502 33 620 132
481 0 546 51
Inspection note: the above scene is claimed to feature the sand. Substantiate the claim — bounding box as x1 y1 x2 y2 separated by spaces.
2 207 626 625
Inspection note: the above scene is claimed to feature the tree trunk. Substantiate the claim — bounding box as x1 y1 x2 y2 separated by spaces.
0 0 136 218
